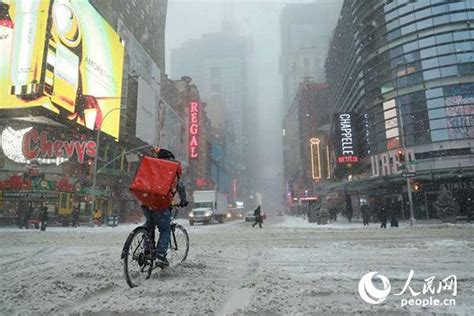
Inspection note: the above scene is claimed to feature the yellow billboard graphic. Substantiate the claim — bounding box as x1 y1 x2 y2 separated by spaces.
0 0 124 139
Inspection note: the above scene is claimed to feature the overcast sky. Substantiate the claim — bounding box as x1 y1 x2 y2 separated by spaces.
166 0 342 209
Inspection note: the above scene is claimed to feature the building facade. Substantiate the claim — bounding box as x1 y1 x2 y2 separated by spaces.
170 25 255 206
282 80 333 211
326 0 474 219
279 1 342 113
0 0 168 225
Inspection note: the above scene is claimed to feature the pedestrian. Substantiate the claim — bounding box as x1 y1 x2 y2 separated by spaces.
361 204 370 226
72 206 80 227
252 205 263 228
92 209 102 226
16 206 23 229
379 206 387 228
23 206 32 229
40 205 48 231
389 200 399 227
330 207 337 222
345 205 353 223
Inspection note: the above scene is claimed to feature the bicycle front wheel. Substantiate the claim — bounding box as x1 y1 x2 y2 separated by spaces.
168 223 189 266
122 226 154 288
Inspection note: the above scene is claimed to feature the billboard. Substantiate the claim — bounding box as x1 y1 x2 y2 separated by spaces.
333 113 359 164
0 0 124 139
189 101 200 159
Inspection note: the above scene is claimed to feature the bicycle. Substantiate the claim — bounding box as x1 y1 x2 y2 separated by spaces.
121 206 189 288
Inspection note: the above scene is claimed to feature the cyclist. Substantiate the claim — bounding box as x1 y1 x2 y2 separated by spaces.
143 148 188 267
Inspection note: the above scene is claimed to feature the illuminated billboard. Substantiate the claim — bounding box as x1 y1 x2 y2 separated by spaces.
333 113 359 164
0 0 124 139
189 101 200 159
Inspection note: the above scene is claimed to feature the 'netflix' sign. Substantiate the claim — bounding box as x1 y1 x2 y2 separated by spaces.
189 101 200 159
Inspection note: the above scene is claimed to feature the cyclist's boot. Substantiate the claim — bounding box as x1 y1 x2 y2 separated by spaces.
155 254 169 268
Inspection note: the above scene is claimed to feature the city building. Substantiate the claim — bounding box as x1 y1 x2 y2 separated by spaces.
326 0 474 219
279 1 342 113
0 0 168 225
282 79 333 212
170 22 256 206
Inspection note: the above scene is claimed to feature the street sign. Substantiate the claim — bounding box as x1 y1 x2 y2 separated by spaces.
401 172 416 178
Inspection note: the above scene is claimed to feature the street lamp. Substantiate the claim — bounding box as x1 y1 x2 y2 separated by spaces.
394 62 416 227
90 106 126 223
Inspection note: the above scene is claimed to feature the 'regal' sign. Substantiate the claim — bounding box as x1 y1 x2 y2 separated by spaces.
189 101 200 159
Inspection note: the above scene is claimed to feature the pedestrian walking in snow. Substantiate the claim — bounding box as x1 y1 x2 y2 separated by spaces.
361 204 370 226
379 206 387 228
72 206 80 227
40 205 48 231
252 205 263 228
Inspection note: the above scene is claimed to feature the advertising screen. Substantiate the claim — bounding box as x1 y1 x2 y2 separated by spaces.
0 0 124 139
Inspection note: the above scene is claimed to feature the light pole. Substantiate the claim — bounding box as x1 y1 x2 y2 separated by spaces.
90 107 126 222
394 62 416 227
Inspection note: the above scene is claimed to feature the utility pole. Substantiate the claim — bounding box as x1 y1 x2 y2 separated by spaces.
395 62 416 227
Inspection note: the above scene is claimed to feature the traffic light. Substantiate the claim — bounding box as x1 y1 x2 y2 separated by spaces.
411 182 422 192
397 149 405 162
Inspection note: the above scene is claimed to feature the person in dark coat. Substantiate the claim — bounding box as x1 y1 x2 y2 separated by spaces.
345 205 353 223
40 206 48 231
23 206 32 229
389 200 399 227
252 205 263 228
379 206 387 228
72 206 80 228
361 204 371 226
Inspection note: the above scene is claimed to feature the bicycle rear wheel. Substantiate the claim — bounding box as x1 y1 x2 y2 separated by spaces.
122 226 154 288
168 223 189 266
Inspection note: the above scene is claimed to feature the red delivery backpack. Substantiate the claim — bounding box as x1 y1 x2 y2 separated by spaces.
130 156 182 210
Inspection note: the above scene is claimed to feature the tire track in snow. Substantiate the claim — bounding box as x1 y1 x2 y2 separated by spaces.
218 250 264 315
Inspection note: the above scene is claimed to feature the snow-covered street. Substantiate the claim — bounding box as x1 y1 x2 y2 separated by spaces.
0 217 473 315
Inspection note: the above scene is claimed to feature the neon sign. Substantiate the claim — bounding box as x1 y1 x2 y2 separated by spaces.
1 127 95 164
189 101 200 158
310 138 321 180
334 112 359 164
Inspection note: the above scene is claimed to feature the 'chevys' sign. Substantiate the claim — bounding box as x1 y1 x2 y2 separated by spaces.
2 127 96 164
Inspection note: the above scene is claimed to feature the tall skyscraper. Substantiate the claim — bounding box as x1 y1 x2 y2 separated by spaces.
326 0 474 219
170 22 256 203
279 1 342 113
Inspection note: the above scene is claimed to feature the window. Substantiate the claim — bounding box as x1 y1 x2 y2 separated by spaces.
440 65 458 77
430 118 448 129
422 57 439 69
423 68 441 80
425 87 443 99
439 55 456 66
419 36 436 48
431 129 449 141
436 33 453 45
420 47 437 59
428 108 446 119
427 97 445 109
437 44 455 55
416 18 433 30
